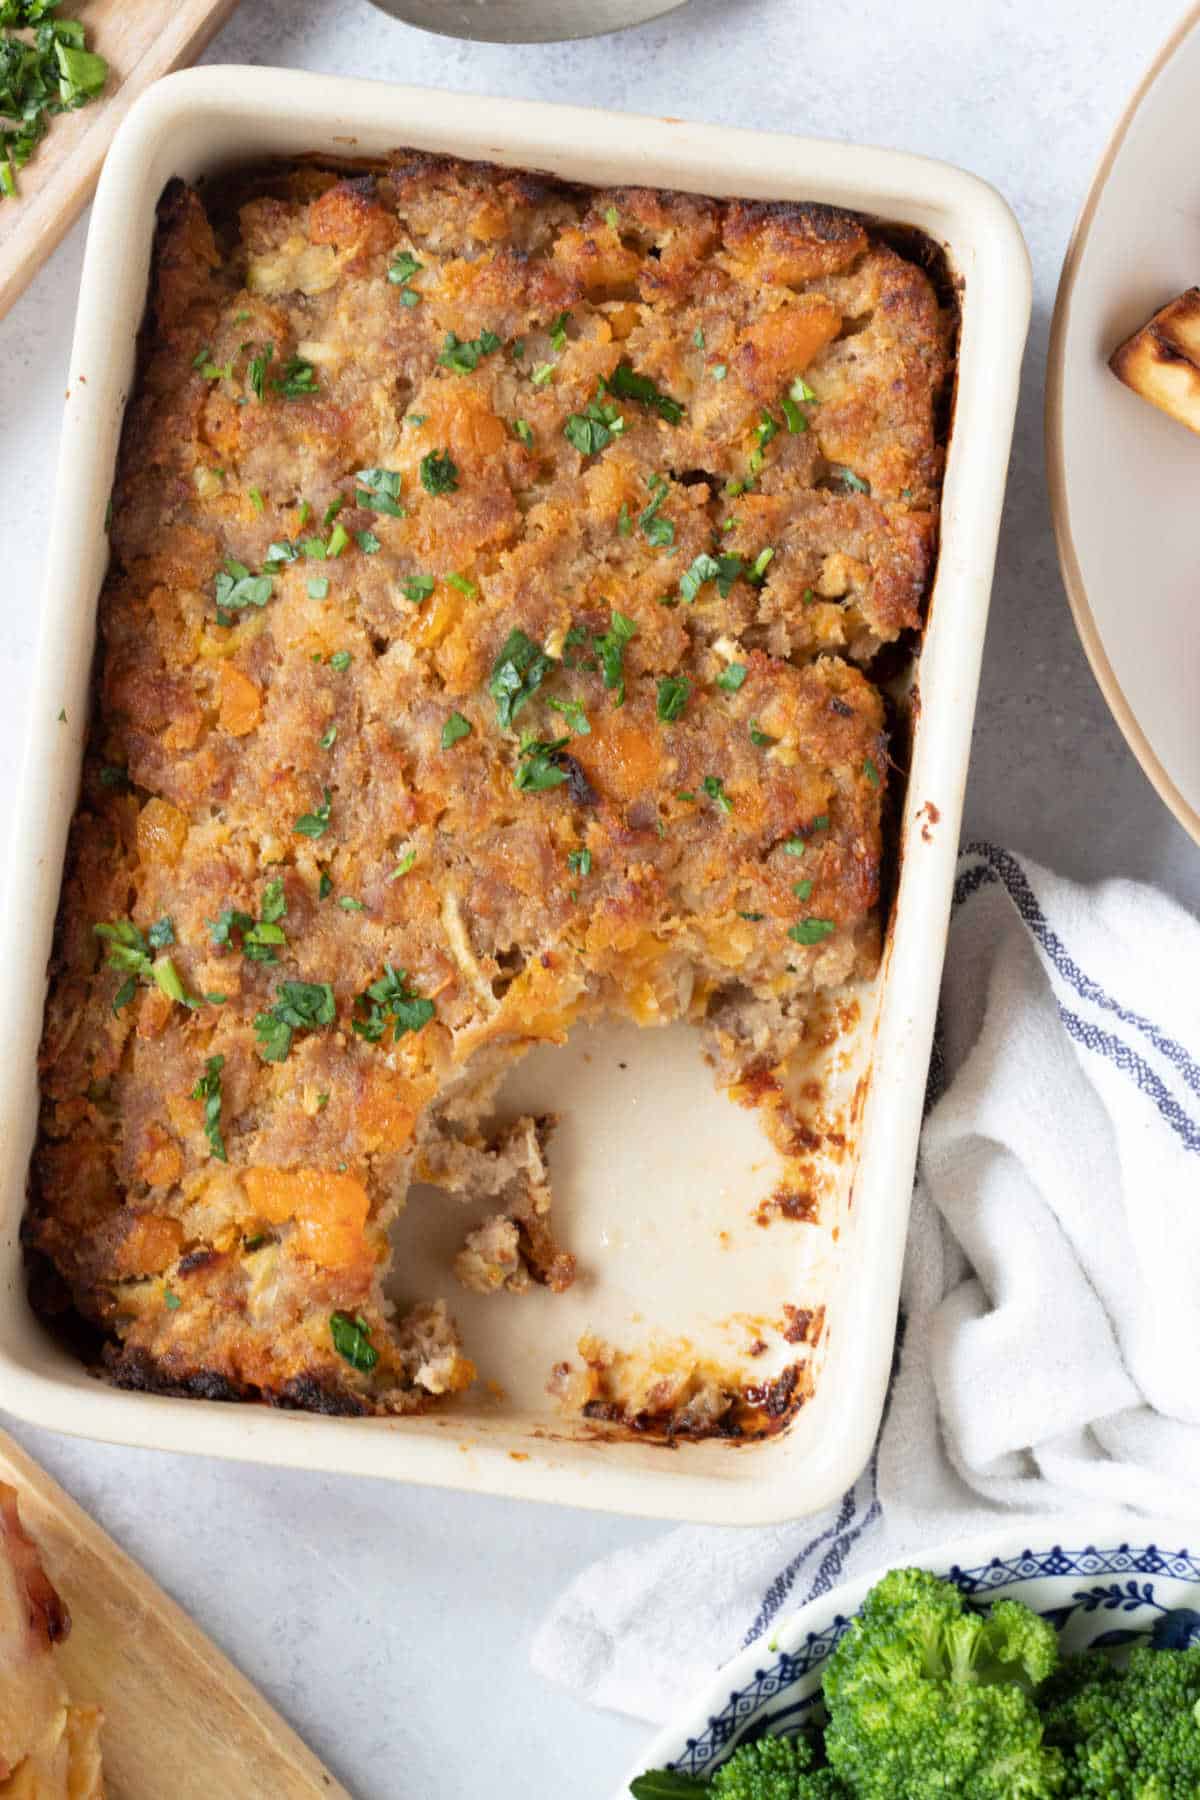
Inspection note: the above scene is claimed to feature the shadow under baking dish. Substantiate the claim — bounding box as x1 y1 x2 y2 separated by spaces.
389 1006 866 1430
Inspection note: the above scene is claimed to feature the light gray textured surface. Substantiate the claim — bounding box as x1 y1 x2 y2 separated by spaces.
1 2 1197 1795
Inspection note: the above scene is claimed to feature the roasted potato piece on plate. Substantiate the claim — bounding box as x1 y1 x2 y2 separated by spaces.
1110 287 1200 435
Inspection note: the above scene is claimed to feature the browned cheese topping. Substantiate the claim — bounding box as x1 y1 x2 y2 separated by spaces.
26 155 952 1421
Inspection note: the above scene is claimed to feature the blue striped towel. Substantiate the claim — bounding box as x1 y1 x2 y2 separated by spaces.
531 844 1200 1723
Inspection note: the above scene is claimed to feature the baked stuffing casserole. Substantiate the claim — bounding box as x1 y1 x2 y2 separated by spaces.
25 155 952 1430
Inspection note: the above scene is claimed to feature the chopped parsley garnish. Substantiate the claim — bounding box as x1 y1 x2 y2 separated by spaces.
319 723 337 749
639 474 674 549
0 16 108 199
564 397 625 456
308 576 330 600
608 362 683 425
748 411 779 477
716 662 747 692
214 559 273 625
514 736 570 792
680 553 720 603
354 468 404 517
749 546 775 584
793 879 814 901
489 629 555 729
329 1310 377 1372
99 763 130 790
254 980 336 1062
749 720 777 748
703 774 732 815
692 325 705 349
864 755 880 787
803 586 816 605
617 503 632 538
513 418 534 446
247 345 274 398
420 449 459 495
352 964 435 1044
357 529 381 555
248 486 265 513
437 329 502 374
441 711 472 749
264 538 299 569
604 206 619 229
338 896 364 912
387 851 416 881
446 572 477 597
789 918 835 945
829 465 871 495
549 311 570 351
272 355 318 398
594 610 638 706
163 1286 181 1310
403 572 436 605
738 911 765 922
192 1055 227 1162
791 376 816 403
387 250 423 296
94 918 204 1013
656 675 690 723
294 787 333 839
209 878 288 964
326 522 350 559
781 393 808 434
711 363 727 381
568 847 592 876
546 695 590 736
530 362 555 386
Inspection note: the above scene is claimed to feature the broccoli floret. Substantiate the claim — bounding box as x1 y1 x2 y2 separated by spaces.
709 1733 851 1799
822 1567 1065 1797
1041 1644 1200 1795
629 1733 850 1799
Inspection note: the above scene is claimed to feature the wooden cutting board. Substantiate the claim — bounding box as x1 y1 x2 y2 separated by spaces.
0 1426 348 1800
0 0 241 322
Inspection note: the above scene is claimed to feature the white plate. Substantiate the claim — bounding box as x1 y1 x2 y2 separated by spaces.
622 1513 1200 1789
1047 4 1200 848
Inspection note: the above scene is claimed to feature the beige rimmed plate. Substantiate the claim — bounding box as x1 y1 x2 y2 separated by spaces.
1047 2 1200 848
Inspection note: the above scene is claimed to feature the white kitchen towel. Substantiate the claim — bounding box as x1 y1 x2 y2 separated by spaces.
531 842 1200 1724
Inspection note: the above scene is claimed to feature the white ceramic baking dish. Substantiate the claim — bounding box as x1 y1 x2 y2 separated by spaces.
0 69 1029 1524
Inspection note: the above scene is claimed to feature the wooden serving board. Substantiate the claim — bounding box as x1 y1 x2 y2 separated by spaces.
0 1426 348 1800
0 0 241 322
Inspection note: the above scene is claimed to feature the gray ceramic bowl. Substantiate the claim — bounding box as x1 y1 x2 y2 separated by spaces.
365 0 688 45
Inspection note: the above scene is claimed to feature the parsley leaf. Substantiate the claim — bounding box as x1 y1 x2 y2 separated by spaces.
513 418 533 446
749 719 777 748
568 847 592 876
828 465 871 495
789 918 835 945
328 650 352 672
639 475 674 549
549 311 570 351
609 362 683 424
191 1055 227 1162
656 675 690 722
387 250 423 289
294 787 333 839
272 356 319 398
703 774 733 815
254 981 336 1062
308 577 330 600
420 450 459 496
441 711 471 749
352 964 435 1044
781 393 808 434
594 610 638 706
248 344 274 398
546 696 590 736
489 629 555 729
864 755 880 787
330 1310 378 1371
793 879 814 901
564 397 625 456
680 553 720 603
404 572 436 605
716 662 747 692
513 736 570 792
354 468 404 517
437 329 502 374
214 559 273 625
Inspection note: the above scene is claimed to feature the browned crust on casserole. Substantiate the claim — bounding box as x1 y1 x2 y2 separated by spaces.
25 154 951 1426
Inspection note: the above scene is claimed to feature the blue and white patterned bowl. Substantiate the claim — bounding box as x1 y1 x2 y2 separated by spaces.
621 1518 1200 1792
